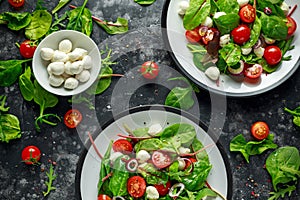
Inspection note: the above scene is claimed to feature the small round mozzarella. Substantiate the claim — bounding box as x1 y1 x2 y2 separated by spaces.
64 77 79 90
40 47 54 61
49 74 64 87
75 70 90 82
58 39 72 53
47 62 65 76
70 61 84 75
51 50 69 62
82 55 92 69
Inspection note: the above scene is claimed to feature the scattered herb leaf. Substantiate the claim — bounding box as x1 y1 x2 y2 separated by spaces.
43 164 57 197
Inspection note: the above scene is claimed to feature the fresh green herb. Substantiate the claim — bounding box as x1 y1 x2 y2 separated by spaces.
187 43 209 72
230 134 278 163
0 95 21 143
266 146 300 200
48 12 68 34
219 43 241 67
213 13 240 35
134 0 156 5
52 0 71 14
66 0 92 36
242 16 262 49
216 0 239 14
93 16 128 35
183 0 211 30
43 164 57 197
19 66 34 101
284 106 300 127
0 59 31 87
98 141 113 195
256 0 286 18
0 12 32 31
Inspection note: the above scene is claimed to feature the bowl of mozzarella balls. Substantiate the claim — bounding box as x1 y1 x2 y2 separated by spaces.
32 30 101 96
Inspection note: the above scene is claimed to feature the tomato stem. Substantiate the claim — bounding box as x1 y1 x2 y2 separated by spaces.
288 5 297 17
88 132 103 159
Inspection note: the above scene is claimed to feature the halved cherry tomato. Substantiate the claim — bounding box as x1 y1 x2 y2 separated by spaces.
251 121 270 140
21 145 41 165
184 157 197 170
264 45 282 66
64 109 82 129
19 40 37 59
286 17 297 37
152 151 172 169
140 61 159 79
244 64 263 79
239 4 256 23
185 27 201 43
154 181 171 196
112 139 133 154
97 194 112 200
127 176 146 198
8 0 25 8
231 25 251 45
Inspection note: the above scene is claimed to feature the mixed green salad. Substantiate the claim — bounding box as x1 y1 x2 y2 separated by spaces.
95 123 224 200
178 0 297 83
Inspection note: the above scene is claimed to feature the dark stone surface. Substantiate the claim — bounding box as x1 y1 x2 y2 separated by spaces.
0 0 299 199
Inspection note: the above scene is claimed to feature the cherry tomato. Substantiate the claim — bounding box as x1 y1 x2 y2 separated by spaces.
64 109 82 129
19 40 37 59
231 25 251 45
184 157 197 170
21 145 41 165
152 151 172 169
263 45 282 66
251 121 270 140
185 27 201 43
8 0 25 8
239 4 256 23
112 139 133 154
154 181 171 196
97 194 112 200
286 17 297 37
140 61 159 79
127 176 146 198
244 64 263 79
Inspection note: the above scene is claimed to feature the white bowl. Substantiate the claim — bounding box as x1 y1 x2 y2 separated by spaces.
32 30 101 96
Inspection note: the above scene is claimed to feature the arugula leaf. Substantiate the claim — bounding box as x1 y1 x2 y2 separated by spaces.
43 164 57 197
0 12 32 31
52 0 71 14
284 106 300 127
268 185 296 200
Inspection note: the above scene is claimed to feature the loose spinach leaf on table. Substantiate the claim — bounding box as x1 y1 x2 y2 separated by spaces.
52 0 71 14
94 17 128 35
230 134 278 163
0 12 31 31
0 59 31 87
19 66 34 101
284 106 300 127
25 10 52 40
0 96 21 143
66 0 92 36
134 0 156 5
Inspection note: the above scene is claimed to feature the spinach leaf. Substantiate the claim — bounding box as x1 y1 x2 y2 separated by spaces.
0 96 21 143
52 0 71 14
183 0 211 30
0 59 30 87
257 0 285 18
213 13 240 35
108 156 129 196
266 146 300 193
0 12 31 31
138 163 168 185
94 17 128 35
230 134 278 163
260 12 287 40
187 43 208 71
196 188 218 199
284 106 300 127
66 0 93 36
98 141 113 194
165 87 194 110
132 127 150 137
95 66 113 95
191 138 209 162
134 138 163 152
25 10 52 40
219 43 241 67
134 0 156 5
216 0 239 14
242 16 261 49
19 66 34 101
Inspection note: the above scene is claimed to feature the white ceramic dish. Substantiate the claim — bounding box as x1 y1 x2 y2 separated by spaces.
75 105 232 200
162 0 300 97
32 30 101 96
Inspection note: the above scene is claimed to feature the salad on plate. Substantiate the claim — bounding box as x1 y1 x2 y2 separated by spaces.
177 0 297 84
94 123 225 200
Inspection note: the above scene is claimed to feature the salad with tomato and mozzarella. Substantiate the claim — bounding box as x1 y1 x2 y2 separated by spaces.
96 123 222 200
178 0 297 83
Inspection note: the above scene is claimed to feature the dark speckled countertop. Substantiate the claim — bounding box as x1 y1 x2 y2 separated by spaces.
0 0 299 200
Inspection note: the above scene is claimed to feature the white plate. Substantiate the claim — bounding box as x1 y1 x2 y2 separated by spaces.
162 0 300 97
75 105 232 199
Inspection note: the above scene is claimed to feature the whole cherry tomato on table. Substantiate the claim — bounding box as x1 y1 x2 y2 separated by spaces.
8 0 25 8
97 194 112 200
21 145 41 165
140 61 159 79
127 176 146 198
239 4 256 23
19 40 37 59
263 45 282 66
64 109 82 128
251 121 270 140
231 25 251 45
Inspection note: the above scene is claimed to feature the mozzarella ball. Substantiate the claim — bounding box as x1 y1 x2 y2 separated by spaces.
148 124 163 136
177 158 186 170
64 77 79 90
75 70 90 83
58 39 72 53
110 152 124 163
280 2 289 16
51 50 69 62
40 47 54 61
70 61 84 75
178 147 191 154
49 74 64 87
178 1 189 16
254 47 265 58
205 66 220 81
68 48 88 61
201 16 213 28
237 0 249 7
219 34 230 47
47 62 65 76
241 47 252 55
136 150 151 164
146 186 159 200
64 61 74 75
82 55 92 69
